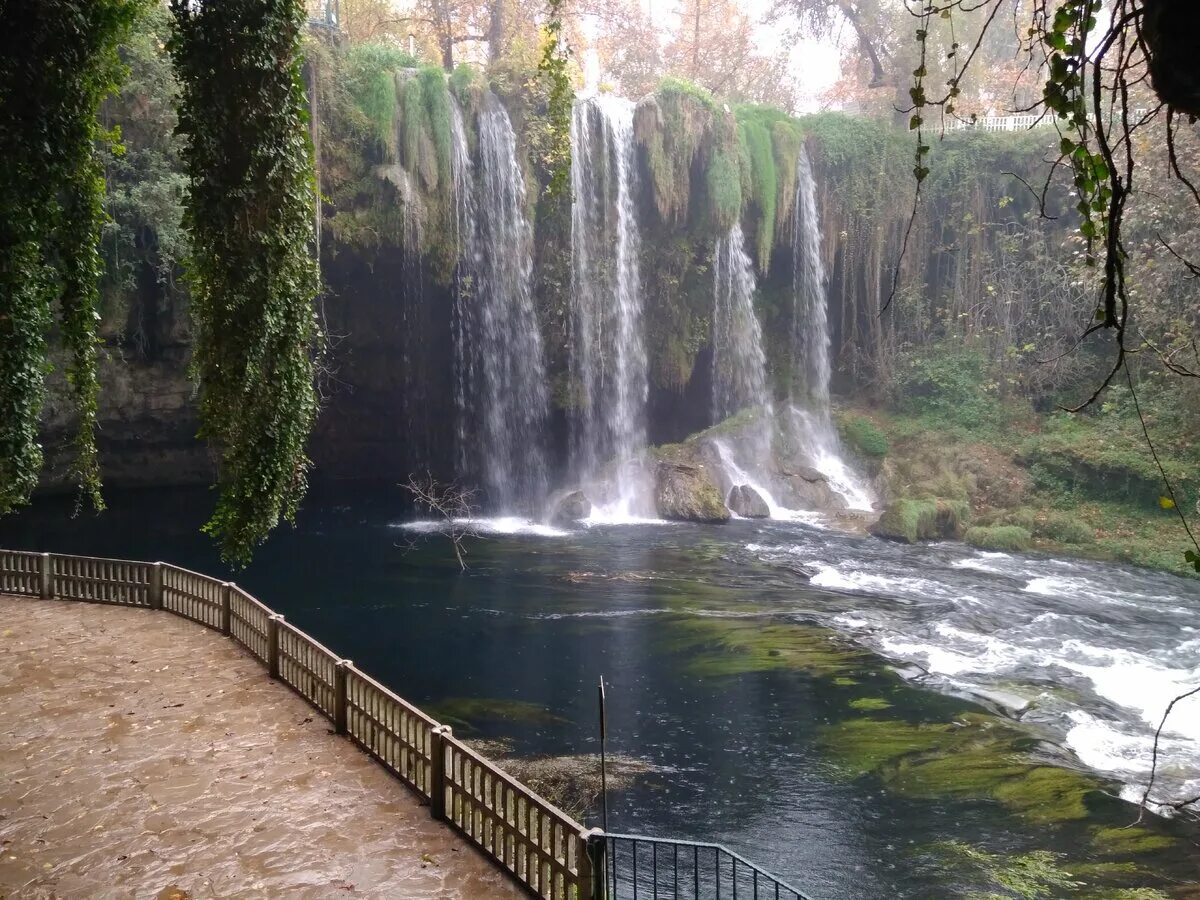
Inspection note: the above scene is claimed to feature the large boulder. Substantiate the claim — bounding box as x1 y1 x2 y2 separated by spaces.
778 468 843 511
652 447 730 523
727 484 769 518
549 490 591 525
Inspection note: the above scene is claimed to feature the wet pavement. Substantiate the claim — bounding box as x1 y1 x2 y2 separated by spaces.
0 595 522 899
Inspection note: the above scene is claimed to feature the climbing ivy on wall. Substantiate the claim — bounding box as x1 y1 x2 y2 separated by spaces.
169 0 322 565
0 0 143 515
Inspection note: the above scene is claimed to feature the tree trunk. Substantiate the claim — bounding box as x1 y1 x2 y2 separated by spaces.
488 0 504 63
441 36 454 71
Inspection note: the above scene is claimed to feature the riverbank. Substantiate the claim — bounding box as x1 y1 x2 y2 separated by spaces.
0 595 521 899
837 401 1198 577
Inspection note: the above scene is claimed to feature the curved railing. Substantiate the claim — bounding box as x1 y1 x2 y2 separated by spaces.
1 547 814 900
0 548 595 900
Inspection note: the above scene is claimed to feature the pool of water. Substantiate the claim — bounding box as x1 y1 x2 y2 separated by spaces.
4 483 1198 898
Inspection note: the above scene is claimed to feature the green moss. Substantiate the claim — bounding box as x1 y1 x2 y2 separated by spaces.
737 117 777 271
343 44 418 156
1091 826 1177 856
872 498 937 543
705 143 742 230
635 80 720 224
965 525 1033 552
848 697 892 711
417 66 452 190
400 75 426 184
838 413 889 458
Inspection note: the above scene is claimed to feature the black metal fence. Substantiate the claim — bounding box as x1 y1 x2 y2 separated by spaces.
598 834 812 900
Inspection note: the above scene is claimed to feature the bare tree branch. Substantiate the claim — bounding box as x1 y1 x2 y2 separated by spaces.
401 472 481 570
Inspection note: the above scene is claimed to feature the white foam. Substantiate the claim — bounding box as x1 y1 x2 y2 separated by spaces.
582 510 671 527
393 516 572 538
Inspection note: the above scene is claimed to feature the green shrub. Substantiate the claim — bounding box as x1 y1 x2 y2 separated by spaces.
893 342 998 432
1005 508 1038 530
1034 512 1094 545
964 526 1032 552
935 499 971 539
840 414 889 458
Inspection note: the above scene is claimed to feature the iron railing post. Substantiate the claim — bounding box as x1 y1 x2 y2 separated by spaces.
149 562 163 610
39 553 52 600
430 724 450 820
584 829 606 900
268 614 283 678
334 658 350 734
221 582 232 635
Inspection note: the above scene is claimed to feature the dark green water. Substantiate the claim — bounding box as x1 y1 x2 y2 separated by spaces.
4 484 1198 898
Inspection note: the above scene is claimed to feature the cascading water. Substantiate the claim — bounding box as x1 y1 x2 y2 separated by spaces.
568 95 652 519
786 148 874 510
452 92 550 514
710 224 788 514
712 223 770 422
450 98 478 479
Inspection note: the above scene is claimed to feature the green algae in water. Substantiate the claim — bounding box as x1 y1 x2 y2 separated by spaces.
664 616 871 679
936 841 1083 899
1090 826 1178 856
931 842 1172 899
848 697 892 711
427 697 568 733
822 717 1100 823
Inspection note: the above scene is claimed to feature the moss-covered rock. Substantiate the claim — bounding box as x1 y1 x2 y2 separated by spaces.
871 497 968 543
651 443 730 523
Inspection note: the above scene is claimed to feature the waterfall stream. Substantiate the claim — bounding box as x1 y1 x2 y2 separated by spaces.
569 96 652 519
453 92 549 514
785 148 873 511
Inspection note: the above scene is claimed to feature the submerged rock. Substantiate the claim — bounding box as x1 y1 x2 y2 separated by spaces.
549 490 591 525
727 484 769 518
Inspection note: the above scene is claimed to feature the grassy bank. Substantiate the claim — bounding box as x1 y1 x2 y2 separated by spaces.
836 394 1198 577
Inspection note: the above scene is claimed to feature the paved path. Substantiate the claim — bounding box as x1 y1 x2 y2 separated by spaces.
0 595 522 899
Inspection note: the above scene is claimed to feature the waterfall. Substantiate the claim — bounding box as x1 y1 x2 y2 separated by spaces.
569 95 652 518
791 146 831 411
786 147 874 511
709 224 787 514
712 223 770 422
450 98 477 479
452 92 550 514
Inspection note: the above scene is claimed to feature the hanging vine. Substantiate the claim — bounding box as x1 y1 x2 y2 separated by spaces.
0 0 141 515
169 0 322 565
538 0 574 198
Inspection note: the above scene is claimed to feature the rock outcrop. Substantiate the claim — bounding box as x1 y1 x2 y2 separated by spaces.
651 445 730 523
727 484 769 518
549 490 591 525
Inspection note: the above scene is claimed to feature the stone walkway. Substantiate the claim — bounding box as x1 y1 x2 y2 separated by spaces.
0 595 522 899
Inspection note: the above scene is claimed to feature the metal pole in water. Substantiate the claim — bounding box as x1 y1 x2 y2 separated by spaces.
599 675 609 834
